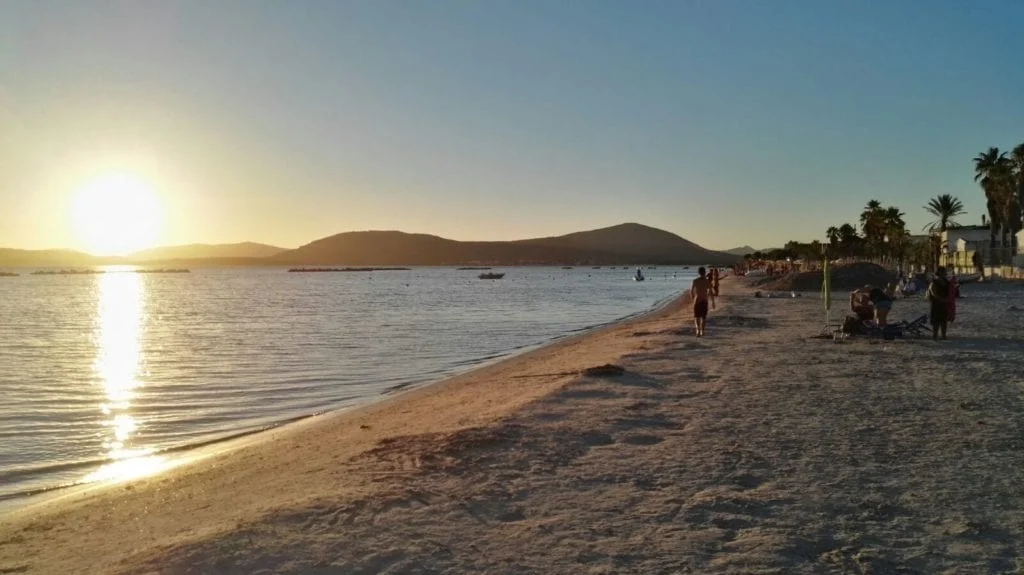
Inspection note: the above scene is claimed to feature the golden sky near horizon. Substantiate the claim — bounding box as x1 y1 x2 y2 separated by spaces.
1 116 700 256
2 126 706 256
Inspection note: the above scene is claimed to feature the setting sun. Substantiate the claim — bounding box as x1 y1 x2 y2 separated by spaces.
71 173 164 256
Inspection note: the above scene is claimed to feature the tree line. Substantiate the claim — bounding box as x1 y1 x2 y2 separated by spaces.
743 141 1024 269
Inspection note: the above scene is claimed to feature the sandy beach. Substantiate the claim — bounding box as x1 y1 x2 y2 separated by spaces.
3 276 1024 574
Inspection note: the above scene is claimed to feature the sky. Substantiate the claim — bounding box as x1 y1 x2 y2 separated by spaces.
2 0 1023 253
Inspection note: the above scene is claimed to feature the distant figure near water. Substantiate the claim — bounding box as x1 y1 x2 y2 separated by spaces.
711 268 720 297
690 266 715 337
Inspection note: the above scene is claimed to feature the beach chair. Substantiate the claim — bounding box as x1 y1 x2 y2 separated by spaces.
863 323 904 340
897 314 928 337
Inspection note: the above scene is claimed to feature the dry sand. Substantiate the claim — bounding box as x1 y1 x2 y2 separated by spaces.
3 277 1024 574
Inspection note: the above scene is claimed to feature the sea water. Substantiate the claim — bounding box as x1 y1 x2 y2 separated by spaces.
0 266 695 508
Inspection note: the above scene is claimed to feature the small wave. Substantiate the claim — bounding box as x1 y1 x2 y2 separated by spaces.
0 412 324 502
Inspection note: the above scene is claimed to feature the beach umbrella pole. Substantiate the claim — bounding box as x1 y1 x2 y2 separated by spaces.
821 250 833 336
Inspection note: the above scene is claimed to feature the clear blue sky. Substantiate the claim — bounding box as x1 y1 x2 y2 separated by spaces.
2 0 1023 252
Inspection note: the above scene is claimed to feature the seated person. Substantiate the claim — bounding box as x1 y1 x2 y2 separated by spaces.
868 286 894 326
850 285 874 321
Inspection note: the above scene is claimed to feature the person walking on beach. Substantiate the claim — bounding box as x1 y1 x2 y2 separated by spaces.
691 266 715 337
711 268 721 297
927 267 952 340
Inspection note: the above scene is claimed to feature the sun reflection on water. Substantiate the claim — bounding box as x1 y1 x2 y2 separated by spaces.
82 270 169 484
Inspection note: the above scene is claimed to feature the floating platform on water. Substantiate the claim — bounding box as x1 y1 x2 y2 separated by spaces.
288 267 411 273
31 270 103 275
30 268 189 275
478 273 506 279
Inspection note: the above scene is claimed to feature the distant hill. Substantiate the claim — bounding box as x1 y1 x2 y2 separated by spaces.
724 245 757 256
272 223 739 266
130 242 287 261
1 224 738 267
0 248 99 268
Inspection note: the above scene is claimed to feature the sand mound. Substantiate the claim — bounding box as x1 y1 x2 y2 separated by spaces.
757 262 896 292
581 364 626 377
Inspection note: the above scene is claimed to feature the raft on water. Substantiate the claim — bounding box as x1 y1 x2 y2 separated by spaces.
478 273 506 279
30 268 189 275
288 267 411 273
31 269 103 275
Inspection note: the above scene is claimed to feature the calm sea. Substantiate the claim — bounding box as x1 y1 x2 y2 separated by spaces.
0 266 694 508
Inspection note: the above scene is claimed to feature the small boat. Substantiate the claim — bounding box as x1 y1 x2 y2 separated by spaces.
478 272 505 280
633 268 645 282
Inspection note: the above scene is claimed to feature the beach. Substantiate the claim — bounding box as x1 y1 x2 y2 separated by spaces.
3 276 1024 573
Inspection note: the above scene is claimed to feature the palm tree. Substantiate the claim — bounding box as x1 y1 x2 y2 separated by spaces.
974 147 1013 252
923 194 966 232
859 200 886 258
826 226 840 251
1012 143 1024 200
882 206 907 266
1008 143 1024 251
837 223 860 259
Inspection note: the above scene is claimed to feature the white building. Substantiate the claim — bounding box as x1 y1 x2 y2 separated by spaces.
941 226 991 253
1016 230 1024 268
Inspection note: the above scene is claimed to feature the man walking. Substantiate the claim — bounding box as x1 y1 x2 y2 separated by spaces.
690 267 716 337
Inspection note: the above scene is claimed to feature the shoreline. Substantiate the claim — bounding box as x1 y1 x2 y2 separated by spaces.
0 285 693 524
1 283 687 514
6 275 1021 573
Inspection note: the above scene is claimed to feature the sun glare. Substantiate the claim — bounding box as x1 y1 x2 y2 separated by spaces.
71 173 163 256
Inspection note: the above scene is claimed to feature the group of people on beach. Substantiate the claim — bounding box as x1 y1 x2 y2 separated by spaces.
849 267 959 340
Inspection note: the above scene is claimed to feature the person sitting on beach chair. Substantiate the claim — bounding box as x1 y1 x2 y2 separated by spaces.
850 285 874 322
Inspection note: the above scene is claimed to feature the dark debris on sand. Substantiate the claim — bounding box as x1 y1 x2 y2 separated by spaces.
581 364 626 377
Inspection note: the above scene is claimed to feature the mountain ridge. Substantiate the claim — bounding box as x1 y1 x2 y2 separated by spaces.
723 245 758 256
273 223 738 266
1 223 739 267
130 242 287 261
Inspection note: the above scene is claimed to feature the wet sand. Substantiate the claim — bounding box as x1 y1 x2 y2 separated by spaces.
3 277 1024 574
